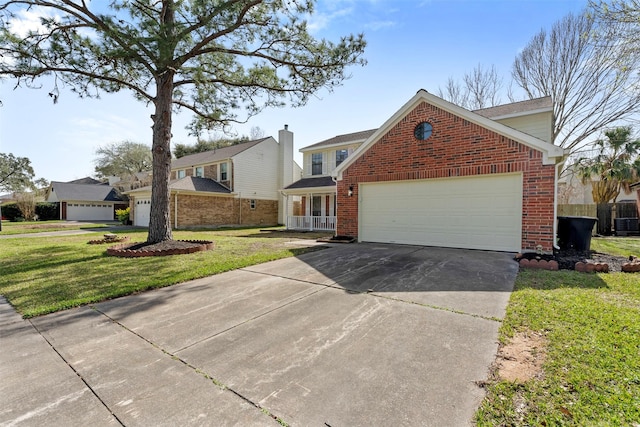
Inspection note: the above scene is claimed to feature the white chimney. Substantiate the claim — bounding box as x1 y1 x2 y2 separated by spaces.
278 125 294 224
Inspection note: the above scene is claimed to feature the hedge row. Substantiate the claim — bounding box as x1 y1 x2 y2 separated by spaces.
0 203 59 221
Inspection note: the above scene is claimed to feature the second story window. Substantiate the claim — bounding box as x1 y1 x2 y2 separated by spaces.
220 162 228 181
194 166 204 177
336 149 348 166
177 169 186 179
312 153 323 175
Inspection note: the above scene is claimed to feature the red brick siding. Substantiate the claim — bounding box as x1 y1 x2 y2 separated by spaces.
337 101 557 251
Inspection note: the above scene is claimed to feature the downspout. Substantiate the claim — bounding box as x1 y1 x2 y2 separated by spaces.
279 190 288 228
553 161 562 250
174 192 178 230
332 176 338 237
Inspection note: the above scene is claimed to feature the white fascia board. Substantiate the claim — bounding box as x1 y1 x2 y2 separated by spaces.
281 186 336 196
334 90 566 180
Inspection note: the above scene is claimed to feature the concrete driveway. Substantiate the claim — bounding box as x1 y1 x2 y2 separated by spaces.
1 243 518 426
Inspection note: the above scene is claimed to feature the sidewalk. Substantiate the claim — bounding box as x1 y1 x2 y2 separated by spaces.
0 296 121 425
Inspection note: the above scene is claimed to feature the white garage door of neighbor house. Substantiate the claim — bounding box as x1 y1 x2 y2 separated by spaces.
359 173 523 252
67 203 114 221
134 199 151 227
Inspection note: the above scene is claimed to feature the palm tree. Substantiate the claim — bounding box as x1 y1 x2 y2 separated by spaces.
577 126 640 203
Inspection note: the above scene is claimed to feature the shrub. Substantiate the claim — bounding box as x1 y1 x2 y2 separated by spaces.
0 203 22 221
115 207 130 224
36 203 59 221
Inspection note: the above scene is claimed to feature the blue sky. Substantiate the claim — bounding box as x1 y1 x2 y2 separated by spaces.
0 0 587 182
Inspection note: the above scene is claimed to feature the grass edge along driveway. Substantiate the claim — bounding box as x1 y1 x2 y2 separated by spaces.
0 227 329 318
475 265 640 425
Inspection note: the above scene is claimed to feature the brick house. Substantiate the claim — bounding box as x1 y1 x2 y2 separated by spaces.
284 90 566 252
127 126 300 228
335 90 566 252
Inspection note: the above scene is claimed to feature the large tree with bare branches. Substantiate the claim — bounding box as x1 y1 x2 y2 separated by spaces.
512 11 640 154
437 63 504 110
0 1 366 243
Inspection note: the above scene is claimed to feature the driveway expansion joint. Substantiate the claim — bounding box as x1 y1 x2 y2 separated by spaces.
89 305 294 426
28 317 126 426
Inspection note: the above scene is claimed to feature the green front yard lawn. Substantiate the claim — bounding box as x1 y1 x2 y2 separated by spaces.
0 220 110 235
0 227 330 317
476 238 640 425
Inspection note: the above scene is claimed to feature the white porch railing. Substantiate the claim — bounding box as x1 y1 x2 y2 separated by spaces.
287 215 336 231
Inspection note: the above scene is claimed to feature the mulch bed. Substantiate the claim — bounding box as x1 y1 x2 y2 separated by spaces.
518 249 630 272
107 240 215 257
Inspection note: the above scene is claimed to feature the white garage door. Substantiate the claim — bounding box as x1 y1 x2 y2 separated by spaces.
67 203 114 221
359 173 522 252
134 198 151 227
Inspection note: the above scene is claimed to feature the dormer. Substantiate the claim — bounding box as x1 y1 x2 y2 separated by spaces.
301 129 377 178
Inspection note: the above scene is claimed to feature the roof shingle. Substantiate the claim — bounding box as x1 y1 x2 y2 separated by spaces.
171 138 269 169
301 129 378 150
284 176 336 189
50 182 123 202
473 96 552 119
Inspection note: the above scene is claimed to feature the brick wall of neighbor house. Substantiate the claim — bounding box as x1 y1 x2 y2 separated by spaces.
205 164 217 180
172 195 236 226
170 195 278 227
337 101 557 251
239 199 278 226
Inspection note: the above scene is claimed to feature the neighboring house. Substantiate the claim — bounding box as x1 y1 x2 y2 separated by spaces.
108 172 153 192
558 169 634 205
284 91 566 252
281 129 376 231
127 126 300 228
46 181 125 221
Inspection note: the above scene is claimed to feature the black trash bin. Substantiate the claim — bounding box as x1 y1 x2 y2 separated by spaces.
557 216 598 251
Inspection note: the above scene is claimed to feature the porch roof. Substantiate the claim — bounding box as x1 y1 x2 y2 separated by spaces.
284 176 336 190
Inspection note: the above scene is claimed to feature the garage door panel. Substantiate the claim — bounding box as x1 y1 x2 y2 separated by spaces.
359 174 522 251
134 199 151 227
67 204 114 221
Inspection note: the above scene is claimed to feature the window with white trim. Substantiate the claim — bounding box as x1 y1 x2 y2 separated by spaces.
220 162 228 181
336 149 348 166
194 166 204 177
177 169 186 179
311 153 323 175
250 199 256 210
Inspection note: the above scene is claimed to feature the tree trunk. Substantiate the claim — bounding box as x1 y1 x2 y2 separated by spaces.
147 71 174 243
591 179 619 204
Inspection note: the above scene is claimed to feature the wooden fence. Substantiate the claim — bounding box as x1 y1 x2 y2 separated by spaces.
558 202 639 235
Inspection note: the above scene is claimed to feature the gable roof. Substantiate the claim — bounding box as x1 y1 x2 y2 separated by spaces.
334 90 566 180
301 129 378 151
49 182 122 202
171 138 270 169
474 96 553 120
